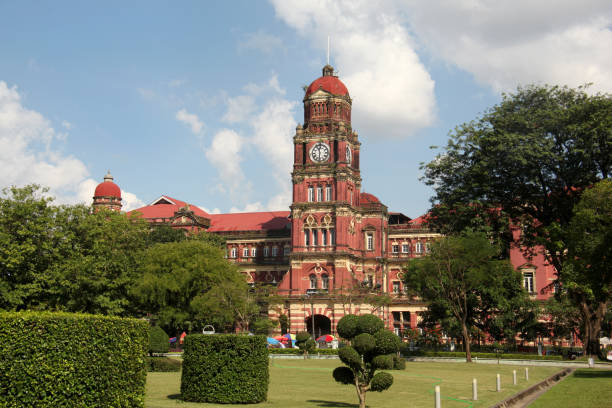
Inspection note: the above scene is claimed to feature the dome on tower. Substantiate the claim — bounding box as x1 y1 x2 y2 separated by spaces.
94 171 121 199
304 65 349 98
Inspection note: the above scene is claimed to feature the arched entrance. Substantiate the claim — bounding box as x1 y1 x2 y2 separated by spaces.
305 314 331 338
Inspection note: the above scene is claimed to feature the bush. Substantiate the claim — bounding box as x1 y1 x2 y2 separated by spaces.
339 346 362 369
295 331 315 356
333 366 355 384
0 311 147 408
371 354 394 370
353 333 376 355
269 348 338 355
392 355 406 370
401 350 564 361
181 334 268 404
374 329 401 355
371 372 393 392
149 325 169 355
147 356 182 372
357 314 384 335
337 314 360 340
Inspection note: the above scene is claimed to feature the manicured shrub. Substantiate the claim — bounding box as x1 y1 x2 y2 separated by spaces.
353 333 376 355
337 314 360 339
371 354 394 370
149 325 169 355
181 334 268 404
392 355 406 370
374 329 401 355
269 348 338 355
339 346 362 369
147 356 182 372
295 331 315 357
0 311 147 408
333 366 355 384
371 372 393 392
357 314 384 335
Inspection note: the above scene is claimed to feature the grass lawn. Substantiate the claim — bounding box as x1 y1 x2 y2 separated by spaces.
146 359 561 407
529 369 612 408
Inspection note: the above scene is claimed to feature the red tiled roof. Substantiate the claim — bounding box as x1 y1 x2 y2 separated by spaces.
360 192 380 204
94 181 121 198
305 75 349 98
208 211 291 232
409 214 429 225
128 196 209 219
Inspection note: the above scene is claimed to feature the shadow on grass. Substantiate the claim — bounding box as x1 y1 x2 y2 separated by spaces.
307 400 360 407
167 394 182 400
573 370 612 379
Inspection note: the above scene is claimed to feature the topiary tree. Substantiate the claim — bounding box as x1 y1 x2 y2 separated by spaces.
333 314 400 408
295 331 315 359
149 325 169 356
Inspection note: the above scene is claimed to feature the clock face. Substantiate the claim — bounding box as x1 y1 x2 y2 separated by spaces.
346 145 352 163
310 142 330 163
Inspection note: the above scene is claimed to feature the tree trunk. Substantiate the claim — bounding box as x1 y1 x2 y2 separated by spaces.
581 300 608 359
462 323 472 362
357 387 366 408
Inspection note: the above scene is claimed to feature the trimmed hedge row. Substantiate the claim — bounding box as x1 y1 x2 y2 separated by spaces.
269 348 339 355
181 334 269 404
147 356 182 372
403 350 564 361
0 311 148 408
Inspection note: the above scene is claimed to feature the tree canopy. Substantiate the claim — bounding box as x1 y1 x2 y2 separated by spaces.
403 230 533 361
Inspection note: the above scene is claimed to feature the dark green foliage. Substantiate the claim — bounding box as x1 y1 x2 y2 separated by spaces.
147 356 182 372
180 334 268 403
332 314 400 407
251 317 277 335
268 348 338 355
374 329 401 355
0 311 147 408
295 331 315 356
149 325 169 355
337 314 360 340
296 331 311 342
353 333 376 355
371 354 394 370
371 372 393 392
392 355 406 370
333 366 355 385
339 346 362 369
357 314 384 335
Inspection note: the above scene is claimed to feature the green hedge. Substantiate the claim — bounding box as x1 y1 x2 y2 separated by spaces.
148 326 169 355
0 311 148 408
147 356 182 372
403 350 564 361
181 334 269 403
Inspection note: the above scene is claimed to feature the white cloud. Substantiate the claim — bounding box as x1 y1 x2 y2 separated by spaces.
198 205 221 214
61 120 72 130
176 108 204 134
204 128 250 202
238 30 285 55
0 80 144 210
403 1 612 92
222 95 255 123
270 0 437 139
168 79 186 88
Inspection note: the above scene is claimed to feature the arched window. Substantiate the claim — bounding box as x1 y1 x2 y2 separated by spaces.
321 274 329 290
309 274 317 289
230 248 237 258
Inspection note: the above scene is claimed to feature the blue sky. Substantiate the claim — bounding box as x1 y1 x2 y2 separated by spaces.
1 1 611 217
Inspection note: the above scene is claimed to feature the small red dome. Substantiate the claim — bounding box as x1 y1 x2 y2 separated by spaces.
94 171 121 198
360 192 380 204
305 65 349 98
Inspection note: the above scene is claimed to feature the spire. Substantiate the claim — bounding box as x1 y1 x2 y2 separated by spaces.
322 64 334 77
103 170 113 182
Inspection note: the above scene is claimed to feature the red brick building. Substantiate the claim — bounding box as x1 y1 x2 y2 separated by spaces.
95 65 555 339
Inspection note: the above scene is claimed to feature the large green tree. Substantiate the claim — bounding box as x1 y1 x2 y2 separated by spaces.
422 84 612 272
403 231 532 362
132 240 248 335
554 179 612 356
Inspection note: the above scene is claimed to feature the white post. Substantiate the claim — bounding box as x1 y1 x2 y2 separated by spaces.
525 367 529 381
588 357 594 368
513 370 517 385
435 385 441 408
496 374 501 392
472 378 477 401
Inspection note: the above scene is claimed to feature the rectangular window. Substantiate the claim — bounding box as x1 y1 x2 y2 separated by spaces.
392 244 399 253
330 229 335 245
283 246 290 255
392 281 400 293
415 242 423 254
230 248 237 258
272 246 278 257
425 242 431 253
263 246 269 257
402 244 410 253
317 186 323 202
243 248 249 257
523 272 535 293
322 230 327 246
313 230 318 246
326 185 332 201
308 186 314 202
251 248 257 257
304 230 310 246
366 233 374 251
